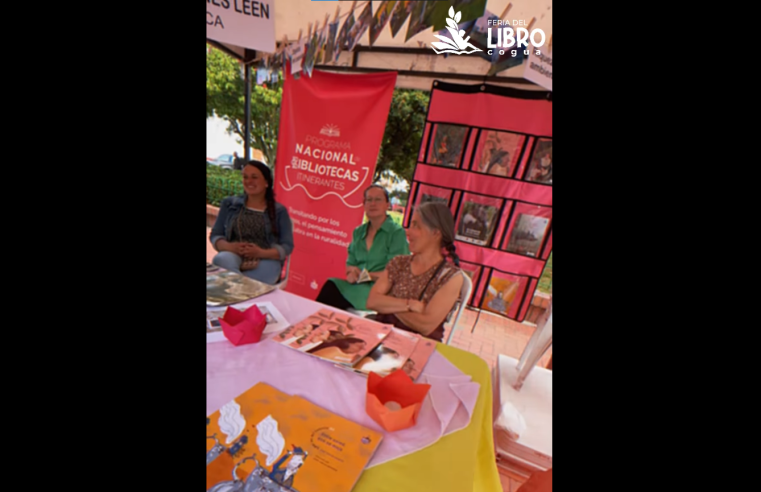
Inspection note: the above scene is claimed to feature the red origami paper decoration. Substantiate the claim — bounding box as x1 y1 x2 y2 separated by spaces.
365 369 431 432
220 305 267 346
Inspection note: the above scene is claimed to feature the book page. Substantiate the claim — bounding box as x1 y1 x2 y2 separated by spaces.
353 328 420 377
356 268 373 283
403 337 438 381
286 395 383 491
273 309 391 367
271 312 328 350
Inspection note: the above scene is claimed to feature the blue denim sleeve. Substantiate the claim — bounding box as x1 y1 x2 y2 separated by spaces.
209 199 230 250
272 206 294 260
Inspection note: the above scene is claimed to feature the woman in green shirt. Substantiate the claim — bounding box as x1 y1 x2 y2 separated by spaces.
315 185 410 310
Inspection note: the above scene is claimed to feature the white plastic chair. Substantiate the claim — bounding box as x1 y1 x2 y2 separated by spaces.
445 271 473 345
273 255 290 290
273 224 293 290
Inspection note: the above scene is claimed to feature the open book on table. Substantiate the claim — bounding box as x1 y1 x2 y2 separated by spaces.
273 309 438 380
272 308 392 367
341 328 438 381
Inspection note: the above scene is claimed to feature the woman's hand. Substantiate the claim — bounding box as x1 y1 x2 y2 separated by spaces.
234 243 251 256
215 240 247 256
346 266 360 283
240 243 263 259
408 300 426 313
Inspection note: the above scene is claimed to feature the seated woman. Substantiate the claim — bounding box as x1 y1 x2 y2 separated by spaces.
209 160 294 284
315 185 409 310
366 202 464 342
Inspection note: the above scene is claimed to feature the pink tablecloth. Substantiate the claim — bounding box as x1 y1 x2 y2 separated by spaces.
207 289 480 467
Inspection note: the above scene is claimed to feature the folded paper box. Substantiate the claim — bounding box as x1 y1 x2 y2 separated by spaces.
220 305 267 346
365 369 431 432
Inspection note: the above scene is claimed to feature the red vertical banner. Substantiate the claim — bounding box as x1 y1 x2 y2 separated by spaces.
275 68 397 300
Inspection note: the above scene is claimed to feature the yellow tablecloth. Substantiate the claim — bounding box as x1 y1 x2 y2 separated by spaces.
354 343 501 492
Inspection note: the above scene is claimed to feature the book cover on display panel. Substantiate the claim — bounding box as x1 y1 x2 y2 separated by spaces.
455 194 502 247
473 130 526 177
525 138 552 185
505 213 550 258
481 272 527 319
426 123 468 168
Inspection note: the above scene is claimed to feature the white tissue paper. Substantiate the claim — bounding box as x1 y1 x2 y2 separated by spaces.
495 402 527 441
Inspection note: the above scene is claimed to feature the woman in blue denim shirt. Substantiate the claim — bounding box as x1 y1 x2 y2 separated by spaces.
210 160 294 284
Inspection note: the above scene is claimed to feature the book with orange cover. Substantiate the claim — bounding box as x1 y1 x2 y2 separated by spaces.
206 382 383 492
273 308 392 367
402 336 438 381
353 328 420 377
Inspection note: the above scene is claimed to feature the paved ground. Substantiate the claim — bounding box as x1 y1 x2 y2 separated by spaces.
442 309 552 372
499 469 528 491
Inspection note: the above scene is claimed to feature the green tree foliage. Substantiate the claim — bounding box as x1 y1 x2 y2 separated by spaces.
206 164 243 206
206 47 282 165
376 89 430 183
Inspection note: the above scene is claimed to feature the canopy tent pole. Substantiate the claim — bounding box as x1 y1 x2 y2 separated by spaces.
244 49 256 162
513 297 552 391
244 62 251 161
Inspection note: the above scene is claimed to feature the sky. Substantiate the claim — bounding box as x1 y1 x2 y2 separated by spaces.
207 115 242 159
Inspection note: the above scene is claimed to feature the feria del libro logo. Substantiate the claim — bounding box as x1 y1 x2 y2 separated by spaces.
430 7 546 57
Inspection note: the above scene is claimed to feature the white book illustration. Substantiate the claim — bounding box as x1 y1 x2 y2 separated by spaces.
357 268 373 283
256 415 286 467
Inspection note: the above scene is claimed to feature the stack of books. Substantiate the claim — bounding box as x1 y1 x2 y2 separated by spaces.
493 354 552 476
206 264 276 307
272 308 437 381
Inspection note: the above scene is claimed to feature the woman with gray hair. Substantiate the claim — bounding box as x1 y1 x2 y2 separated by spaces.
366 202 464 342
